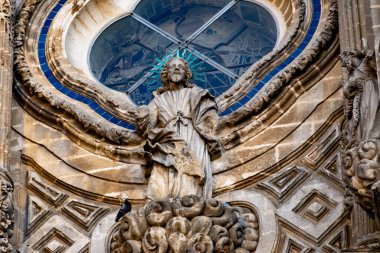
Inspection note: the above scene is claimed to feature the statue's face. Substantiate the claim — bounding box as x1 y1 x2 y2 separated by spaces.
167 58 186 83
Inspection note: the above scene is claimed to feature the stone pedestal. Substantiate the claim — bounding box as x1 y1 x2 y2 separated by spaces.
111 196 260 253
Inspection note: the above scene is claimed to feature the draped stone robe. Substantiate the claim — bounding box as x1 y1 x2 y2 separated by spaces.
136 86 220 200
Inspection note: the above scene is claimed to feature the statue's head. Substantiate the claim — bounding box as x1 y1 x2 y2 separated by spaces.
160 57 193 91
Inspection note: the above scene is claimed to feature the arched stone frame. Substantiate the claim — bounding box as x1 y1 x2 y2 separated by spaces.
13 0 340 202
15 0 338 144
11 0 351 252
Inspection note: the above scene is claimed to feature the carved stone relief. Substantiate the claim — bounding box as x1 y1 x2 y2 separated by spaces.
9 0 351 252
0 0 15 251
13 0 340 153
22 169 111 252
111 196 259 253
340 46 380 249
0 173 14 253
61 200 109 232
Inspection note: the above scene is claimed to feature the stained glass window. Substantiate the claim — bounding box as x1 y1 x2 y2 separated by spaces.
89 0 278 105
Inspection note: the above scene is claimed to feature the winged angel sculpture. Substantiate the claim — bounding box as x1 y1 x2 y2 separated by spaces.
131 57 222 200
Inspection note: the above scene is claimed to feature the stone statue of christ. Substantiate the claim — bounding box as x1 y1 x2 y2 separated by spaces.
133 57 221 200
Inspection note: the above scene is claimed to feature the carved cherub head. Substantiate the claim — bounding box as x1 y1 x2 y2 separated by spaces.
159 57 193 93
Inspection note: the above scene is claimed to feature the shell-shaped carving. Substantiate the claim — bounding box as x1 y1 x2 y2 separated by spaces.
165 216 191 236
190 216 212 236
235 248 250 253
172 195 205 218
187 233 213 253
240 213 258 230
120 240 141 253
243 228 259 241
168 232 187 253
208 225 228 243
229 223 244 246
210 206 237 229
215 237 234 253
120 214 148 241
142 227 168 253
241 228 259 251
112 196 260 253
241 240 258 252
204 199 224 217
145 201 172 226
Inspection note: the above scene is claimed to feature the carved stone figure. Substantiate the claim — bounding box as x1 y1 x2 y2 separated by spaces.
340 46 380 249
340 48 380 211
340 48 378 143
133 58 221 200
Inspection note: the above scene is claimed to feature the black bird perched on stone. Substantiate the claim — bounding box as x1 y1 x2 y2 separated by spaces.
115 197 132 222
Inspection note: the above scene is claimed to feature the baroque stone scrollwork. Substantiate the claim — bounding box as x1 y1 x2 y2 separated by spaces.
342 139 380 210
0 173 14 253
340 45 380 248
110 195 259 253
340 47 380 211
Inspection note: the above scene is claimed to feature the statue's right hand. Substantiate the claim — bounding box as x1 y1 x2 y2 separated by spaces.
130 106 149 119
129 107 138 116
136 106 149 119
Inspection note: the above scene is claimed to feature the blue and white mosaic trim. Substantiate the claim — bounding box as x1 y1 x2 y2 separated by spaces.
38 0 321 128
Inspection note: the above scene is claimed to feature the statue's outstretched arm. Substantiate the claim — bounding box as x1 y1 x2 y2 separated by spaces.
132 104 158 137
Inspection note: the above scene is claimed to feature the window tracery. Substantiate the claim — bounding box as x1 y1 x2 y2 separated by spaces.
90 0 278 105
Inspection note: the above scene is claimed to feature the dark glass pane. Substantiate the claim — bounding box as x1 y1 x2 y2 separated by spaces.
190 1 277 75
134 0 230 39
191 58 236 97
130 57 235 105
129 78 162 106
89 16 176 92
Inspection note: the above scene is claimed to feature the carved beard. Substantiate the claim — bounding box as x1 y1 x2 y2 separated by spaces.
169 73 185 83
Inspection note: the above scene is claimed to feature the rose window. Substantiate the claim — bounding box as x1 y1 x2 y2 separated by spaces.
89 0 278 105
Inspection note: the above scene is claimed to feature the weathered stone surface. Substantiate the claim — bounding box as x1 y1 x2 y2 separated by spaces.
7 0 374 252
111 196 259 253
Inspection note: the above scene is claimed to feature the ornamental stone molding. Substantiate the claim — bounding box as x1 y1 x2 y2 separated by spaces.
0 0 15 251
8 0 362 252
340 44 380 249
337 0 380 250
14 0 339 155
0 172 14 253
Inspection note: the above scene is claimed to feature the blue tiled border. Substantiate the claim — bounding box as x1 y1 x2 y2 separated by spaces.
37 0 135 130
221 0 322 116
38 0 321 127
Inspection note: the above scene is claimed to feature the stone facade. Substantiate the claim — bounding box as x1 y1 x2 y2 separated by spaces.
0 0 379 252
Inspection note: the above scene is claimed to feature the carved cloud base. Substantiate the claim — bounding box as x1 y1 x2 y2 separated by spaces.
110 195 260 253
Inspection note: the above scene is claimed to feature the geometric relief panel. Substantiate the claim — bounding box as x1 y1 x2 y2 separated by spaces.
293 190 338 225
32 228 74 252
321 226 350 253
21 216 90 253
302 127 340 169
319 155 344 188
278 178 345 240
61 200 109 232
27 196 53 235
258 166 310 201
281 234 312 253
27 172 68 207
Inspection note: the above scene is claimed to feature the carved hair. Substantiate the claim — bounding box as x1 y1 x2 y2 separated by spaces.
158 57 193 94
